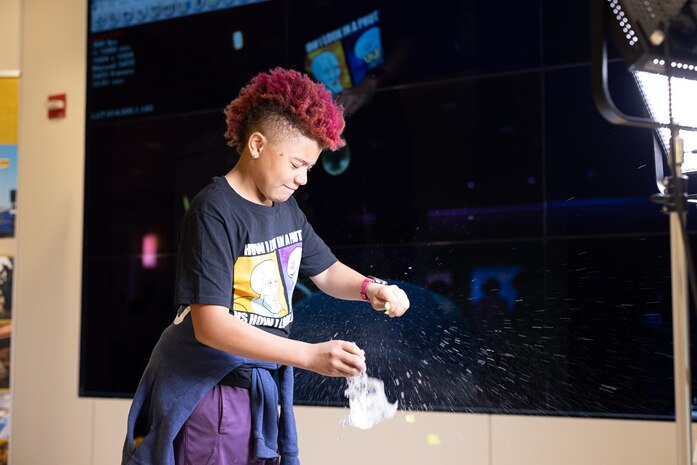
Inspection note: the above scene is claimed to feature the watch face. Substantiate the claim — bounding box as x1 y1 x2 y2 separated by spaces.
368 276 388 285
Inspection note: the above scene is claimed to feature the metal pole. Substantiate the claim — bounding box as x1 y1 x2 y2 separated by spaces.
671 210 692 465
669 132 692 465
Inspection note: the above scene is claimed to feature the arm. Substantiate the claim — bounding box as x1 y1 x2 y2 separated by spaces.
190 304 366 377
309 261 410 317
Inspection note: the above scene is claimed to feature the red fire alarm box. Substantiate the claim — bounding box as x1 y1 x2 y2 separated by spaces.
47 94 66 119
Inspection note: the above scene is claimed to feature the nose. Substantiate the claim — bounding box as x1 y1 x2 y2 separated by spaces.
295 169 308 186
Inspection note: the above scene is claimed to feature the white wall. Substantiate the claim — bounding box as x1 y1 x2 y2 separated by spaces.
6 0 691 464
12 0 93 463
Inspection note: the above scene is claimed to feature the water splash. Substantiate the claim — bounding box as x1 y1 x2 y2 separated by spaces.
342 372 398 429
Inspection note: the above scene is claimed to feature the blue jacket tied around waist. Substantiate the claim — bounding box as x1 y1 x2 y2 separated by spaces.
121 314 299 465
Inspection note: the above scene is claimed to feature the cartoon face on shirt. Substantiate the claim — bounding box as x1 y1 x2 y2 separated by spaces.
287 247 302 284
249 259 284 316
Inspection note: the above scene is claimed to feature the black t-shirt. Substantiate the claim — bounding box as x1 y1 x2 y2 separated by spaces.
174 176 337 337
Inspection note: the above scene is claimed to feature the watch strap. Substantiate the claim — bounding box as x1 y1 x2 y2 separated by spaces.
360 276 388 301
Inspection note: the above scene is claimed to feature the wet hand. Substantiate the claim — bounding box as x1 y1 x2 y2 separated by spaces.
307 340 366 377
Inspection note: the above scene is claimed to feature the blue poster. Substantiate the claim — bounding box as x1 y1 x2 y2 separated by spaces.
0 146 17 237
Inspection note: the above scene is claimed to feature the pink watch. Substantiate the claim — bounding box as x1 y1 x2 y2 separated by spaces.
360 276 388 301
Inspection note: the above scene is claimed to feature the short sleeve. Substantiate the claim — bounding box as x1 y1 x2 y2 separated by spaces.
174 207 235 308
295 207 337 277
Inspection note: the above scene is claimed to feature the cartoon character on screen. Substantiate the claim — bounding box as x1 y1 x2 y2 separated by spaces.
310 51 344 94
249 259 286 317
354 27 383 68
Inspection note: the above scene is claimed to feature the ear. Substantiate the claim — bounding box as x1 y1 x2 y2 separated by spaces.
247 132 267 159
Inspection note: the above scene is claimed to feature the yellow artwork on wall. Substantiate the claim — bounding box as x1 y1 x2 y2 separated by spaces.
0 78 19 144
0 78 15 465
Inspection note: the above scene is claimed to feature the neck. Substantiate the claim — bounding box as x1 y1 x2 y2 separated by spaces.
224 163 272 207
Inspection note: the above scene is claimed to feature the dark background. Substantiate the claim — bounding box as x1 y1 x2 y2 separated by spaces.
82 0 693 419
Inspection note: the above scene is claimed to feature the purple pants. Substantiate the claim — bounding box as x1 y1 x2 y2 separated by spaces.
174 384 280 465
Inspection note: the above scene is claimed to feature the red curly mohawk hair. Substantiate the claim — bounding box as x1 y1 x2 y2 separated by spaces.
224 67 346 153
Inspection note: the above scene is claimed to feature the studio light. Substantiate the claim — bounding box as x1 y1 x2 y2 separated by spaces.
604 0 697 72
604 0 697 172
592 2 697 465
633 72 697 172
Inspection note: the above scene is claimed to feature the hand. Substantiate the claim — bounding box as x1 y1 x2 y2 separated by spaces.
367 283 410 318
306 340 366 377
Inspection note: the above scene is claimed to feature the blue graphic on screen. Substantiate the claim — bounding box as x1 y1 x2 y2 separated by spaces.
345 26 383 85
305 10 383 94
310 51 345 94
470 266 523 310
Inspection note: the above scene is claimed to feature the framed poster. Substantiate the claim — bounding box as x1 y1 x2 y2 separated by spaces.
0 78 18 238
0 76 17 465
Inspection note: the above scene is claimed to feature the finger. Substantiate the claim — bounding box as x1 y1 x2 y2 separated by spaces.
376 286 396 310
354 356 367 373
342 344 367 372
352 347 366 362
384 297 401 316
337 355 366 376
396 288 409 307
390 298 406 317
383 288 409 317
343 340 365 357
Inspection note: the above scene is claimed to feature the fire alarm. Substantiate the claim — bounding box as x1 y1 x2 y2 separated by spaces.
47 94 66 119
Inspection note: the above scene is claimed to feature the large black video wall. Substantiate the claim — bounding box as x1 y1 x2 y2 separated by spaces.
82 0 694 419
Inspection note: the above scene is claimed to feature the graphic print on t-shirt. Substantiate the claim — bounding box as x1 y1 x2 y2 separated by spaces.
234 257 287 317
232 230 304 331
279 244 302 303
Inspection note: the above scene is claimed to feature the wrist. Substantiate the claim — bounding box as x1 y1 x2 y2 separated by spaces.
366 282 382 301
360 276 388 301
293 340 314 371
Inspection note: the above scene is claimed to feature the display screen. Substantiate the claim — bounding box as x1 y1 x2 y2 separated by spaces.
304 10 383 94
82 0 690 419
89 0 270 33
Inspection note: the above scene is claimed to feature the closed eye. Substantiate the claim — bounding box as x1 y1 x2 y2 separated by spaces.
291 162 312 172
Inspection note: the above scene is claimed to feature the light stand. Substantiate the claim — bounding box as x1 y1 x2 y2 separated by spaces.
591 1 697 464
663 127 691 465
